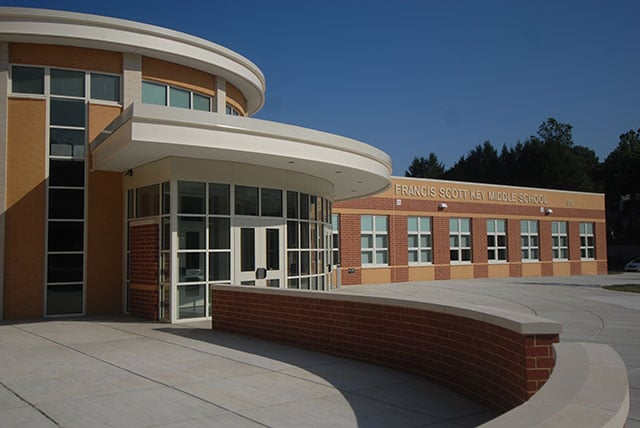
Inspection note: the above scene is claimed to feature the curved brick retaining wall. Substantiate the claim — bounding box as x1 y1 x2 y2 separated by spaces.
210 285 561 413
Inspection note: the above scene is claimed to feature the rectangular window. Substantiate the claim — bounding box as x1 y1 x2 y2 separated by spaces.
142 81 167 105
261 188 283 217
90 73 121 102
193 93 211 111
332 214 340 265
235 185 259 216
11 65 44 94
51 69 85 97
487 219 507 262
408 216 432 264
136 184 160 218
450 218 471 262
170 86 191 108
50 98 86 127
209 183 230 215
552 221 569 260
178 181 206 214
361 215 388 266
50 128 85 159
580 222 595 259
521 220 539 261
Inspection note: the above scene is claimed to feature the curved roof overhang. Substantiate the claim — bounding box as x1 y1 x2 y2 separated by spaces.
0 7 266 114
91 104 392 201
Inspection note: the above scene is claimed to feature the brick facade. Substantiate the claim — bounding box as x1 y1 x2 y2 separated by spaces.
129 223 159 320
212 287 560 413
333 178 608 286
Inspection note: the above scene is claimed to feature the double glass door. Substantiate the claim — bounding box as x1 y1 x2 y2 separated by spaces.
234 218 284 287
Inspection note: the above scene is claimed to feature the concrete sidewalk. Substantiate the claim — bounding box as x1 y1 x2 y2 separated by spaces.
336 272 640 428
0 317 494 427
1 272 639 427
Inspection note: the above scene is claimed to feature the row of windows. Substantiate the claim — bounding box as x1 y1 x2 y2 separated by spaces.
348 217 596 267
12 65 120 102
12 66 244 117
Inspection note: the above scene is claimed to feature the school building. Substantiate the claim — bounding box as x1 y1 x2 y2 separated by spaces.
0 8 606 322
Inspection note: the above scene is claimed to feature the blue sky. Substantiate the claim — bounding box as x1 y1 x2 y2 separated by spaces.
3 0 639 174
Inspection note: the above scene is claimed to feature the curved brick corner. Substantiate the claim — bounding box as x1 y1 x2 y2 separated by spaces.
210 285 561 413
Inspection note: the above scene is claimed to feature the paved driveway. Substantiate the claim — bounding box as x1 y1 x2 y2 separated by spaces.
336 273 640 427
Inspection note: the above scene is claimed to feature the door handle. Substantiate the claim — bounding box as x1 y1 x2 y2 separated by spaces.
255 267 267 279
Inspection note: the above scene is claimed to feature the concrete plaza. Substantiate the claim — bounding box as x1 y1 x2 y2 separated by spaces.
0 273 639 427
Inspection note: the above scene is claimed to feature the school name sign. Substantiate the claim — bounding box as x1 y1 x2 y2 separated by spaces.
394 183 550 205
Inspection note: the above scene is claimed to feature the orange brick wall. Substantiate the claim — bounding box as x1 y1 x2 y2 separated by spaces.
212 288 559 413
4 99 46 319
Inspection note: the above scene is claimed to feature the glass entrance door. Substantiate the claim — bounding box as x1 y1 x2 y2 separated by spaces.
234 218 284 287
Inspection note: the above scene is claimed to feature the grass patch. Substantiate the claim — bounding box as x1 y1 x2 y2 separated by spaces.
603 284 640 293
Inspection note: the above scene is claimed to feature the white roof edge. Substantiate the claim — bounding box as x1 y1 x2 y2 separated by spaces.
92 103 393 172
0 7 266 114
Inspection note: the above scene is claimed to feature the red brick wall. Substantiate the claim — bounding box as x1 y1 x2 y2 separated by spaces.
334 186 607 284
389 215 408 282
538 221 553 276
129 223 159 320
473 218 488 277
595 222 608 274
212 288 559 413
339 214 362 285
508 219 523 277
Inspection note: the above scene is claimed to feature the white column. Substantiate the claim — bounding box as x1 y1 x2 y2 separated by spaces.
0 41 8 320
215 76 226 114
122 53 142 108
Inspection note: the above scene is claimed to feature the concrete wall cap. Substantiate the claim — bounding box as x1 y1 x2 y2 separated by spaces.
210 285 561 335
480 343 630 427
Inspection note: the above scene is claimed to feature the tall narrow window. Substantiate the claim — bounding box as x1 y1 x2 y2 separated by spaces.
521 220 539 261
551 221 569 260
450 218 471 262
487 219 507 262
408 216 432 264
46 68 89 316
580 222 595 259
331 214 340 266
361 215 388 266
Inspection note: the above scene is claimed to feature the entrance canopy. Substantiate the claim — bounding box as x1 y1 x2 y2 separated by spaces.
91 104 391 200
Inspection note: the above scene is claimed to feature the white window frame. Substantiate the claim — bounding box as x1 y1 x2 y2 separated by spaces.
450 218 472 263
408 216 432 265
142 79 212 112
331 214 340 266
361 215 388 267
520 220 539 262
580 222 595 260
487 219 507 262
551 221 569 260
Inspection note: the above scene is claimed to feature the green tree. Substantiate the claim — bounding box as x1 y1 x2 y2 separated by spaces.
444 141 500 184
405 153 445 178
601 129 640 244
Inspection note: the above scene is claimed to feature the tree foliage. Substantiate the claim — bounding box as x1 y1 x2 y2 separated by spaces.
407 118 601 192
405 119 640 247
405 152 445 178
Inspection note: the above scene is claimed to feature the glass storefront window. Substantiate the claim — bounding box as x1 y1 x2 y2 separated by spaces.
178 181 206 214
235 186 259 216
209 183 230 215
261 188 282 217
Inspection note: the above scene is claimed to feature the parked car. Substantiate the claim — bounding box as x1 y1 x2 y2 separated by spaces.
625 257 640 272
